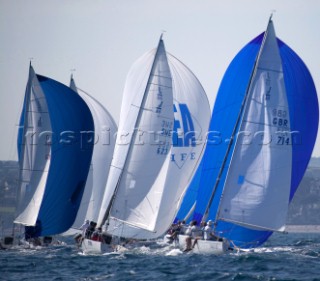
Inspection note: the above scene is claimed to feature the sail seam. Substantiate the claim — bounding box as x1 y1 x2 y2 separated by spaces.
148 82 172 89
257 66 283 73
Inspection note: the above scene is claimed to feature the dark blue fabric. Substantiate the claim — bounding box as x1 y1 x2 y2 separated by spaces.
176 33 318 248
30 75 94 237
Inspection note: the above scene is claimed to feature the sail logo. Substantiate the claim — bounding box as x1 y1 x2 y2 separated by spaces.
172 104 196 147
171 103 197 168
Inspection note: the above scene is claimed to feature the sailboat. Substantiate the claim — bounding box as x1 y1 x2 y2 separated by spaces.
13 64 94 246
177 17 319 253
64 76 117 238
81 35 210 253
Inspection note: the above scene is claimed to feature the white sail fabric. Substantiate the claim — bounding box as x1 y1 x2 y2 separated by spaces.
96 50 157 228
103 49 211 239
105 39 174 232
217 21 292 232
68 79 117 231
15 67 52 226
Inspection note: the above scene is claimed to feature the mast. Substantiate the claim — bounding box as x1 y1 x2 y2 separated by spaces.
99 35 167 228
202 17 273 225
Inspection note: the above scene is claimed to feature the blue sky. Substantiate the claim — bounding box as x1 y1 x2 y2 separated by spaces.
1 0 319 160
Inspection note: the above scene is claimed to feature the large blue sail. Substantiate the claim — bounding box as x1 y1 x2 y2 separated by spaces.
177 33 318 248
177 34 263 225
20 73 94 237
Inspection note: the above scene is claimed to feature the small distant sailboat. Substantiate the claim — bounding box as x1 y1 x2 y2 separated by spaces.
81 35 210 254
64 76 117 238
13 64 94 246
176 17 319 253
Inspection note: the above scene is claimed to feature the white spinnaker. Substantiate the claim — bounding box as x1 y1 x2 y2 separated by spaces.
104 51 210 239
67 79 117 231
217 21 292 232
15 67 52 226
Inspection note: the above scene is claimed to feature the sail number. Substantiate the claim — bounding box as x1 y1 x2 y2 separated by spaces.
273 118 288 127
157 120 172 155
277 135 291 145
272 108 288 128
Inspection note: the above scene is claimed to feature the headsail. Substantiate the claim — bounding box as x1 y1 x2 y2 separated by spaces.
15 66 94 237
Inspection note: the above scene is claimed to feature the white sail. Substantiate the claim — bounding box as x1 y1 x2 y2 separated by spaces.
217 20 292 232
147 53 211 237
101 43 211 239
15 66 52 226
103 38 174 232
68 78 117 230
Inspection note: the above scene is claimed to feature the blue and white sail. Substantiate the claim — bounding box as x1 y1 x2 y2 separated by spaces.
15 65 94 237
97 36 210 240
177 19 318 248
68 76 117 230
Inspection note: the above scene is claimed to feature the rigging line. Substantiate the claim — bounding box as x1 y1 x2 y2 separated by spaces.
131 104 154 112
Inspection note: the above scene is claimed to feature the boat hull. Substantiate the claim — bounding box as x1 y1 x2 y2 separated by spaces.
178 234 229 254
81 238 113 254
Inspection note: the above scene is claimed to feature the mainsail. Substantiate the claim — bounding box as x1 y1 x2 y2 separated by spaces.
216 20 291 232
97 36 174 233
177 19 318 248
97 37 210 240
15 66 52 227
15 65 94 237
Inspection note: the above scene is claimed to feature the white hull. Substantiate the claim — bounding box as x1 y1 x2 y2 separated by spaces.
81 238 113 254
80 238 127 254
177 234 229 254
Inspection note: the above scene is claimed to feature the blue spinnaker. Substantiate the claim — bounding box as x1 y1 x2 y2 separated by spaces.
19 72 94 237
176 33 318 248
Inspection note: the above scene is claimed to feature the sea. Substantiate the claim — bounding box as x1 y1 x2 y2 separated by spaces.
1 231 320 281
